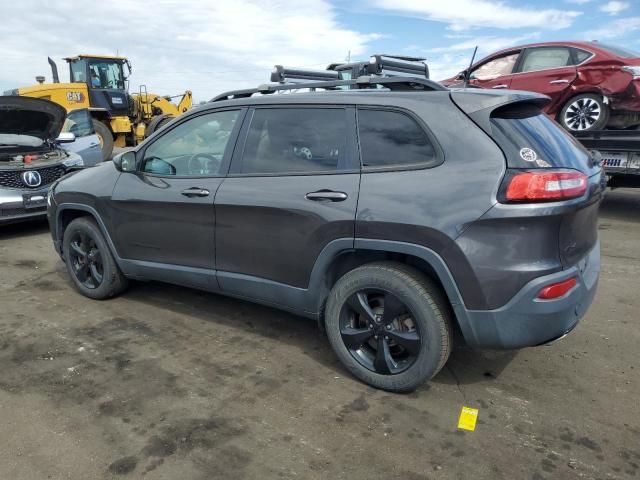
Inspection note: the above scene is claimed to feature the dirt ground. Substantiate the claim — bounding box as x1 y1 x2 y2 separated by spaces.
0 189 639 480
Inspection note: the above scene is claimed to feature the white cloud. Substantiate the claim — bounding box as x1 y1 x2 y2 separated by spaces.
600 1 630 15
0 0 380 101
429 33 541 54
584 16 640 40
371 0 581 30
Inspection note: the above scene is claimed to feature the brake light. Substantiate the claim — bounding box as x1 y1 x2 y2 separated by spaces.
538 277 577 300
503 170 587 203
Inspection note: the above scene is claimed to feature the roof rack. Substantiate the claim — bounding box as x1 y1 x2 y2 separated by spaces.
211 75 446 102
270 54 430 85
270 65 340 83
365 54 429 78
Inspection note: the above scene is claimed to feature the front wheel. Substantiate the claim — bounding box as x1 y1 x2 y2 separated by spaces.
63 217 128 300
559 93 609 132
325 262 452 392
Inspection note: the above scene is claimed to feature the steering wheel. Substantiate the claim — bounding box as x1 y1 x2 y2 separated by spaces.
187 153 222 175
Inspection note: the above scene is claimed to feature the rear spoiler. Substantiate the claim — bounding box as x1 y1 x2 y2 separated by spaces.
450 89 550 134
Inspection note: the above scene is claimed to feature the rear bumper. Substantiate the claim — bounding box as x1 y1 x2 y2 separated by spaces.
455 240 600 349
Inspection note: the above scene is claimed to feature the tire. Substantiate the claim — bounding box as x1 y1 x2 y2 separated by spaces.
325 261 452 392
92 119 114 161
559 93 609 132
145 114 173 138
62 217 128 300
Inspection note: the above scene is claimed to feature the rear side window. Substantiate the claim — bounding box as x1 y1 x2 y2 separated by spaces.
239 108 348 174
357 109 438 169
574 48 592 64
519 48 572 72
490 104 590 171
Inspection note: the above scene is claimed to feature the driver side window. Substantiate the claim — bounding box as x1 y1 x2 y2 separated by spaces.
142 110 241 177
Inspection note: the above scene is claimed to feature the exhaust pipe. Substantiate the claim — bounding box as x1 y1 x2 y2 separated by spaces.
48 57 59 83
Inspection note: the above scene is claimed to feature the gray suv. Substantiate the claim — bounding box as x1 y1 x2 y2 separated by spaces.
46 77 602 392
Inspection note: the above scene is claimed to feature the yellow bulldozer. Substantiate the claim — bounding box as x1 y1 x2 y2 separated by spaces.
8 54 192 160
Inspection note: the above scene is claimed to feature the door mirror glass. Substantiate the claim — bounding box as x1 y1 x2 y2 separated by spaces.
113 151 137 172
143 157 177 175
56 132 76 143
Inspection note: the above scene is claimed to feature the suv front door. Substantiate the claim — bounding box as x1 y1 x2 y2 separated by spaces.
509 46 577 114
214 106 359 306
110 108 244 275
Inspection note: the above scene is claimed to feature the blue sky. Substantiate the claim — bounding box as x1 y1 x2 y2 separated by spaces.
1 0 639 101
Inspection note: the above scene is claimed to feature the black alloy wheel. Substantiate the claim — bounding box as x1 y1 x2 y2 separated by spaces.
340 289 422 375
68 230 104 289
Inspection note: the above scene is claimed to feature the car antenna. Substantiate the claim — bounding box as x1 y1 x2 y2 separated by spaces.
463 46 478 88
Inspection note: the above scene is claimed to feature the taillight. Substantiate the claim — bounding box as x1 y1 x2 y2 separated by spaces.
537 277 577 300
501 169 587 203
622 65 640 78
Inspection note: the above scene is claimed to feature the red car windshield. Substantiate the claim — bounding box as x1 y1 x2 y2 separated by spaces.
596 43 640 58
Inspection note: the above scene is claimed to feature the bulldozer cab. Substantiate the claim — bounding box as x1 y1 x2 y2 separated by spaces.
65 55 131 116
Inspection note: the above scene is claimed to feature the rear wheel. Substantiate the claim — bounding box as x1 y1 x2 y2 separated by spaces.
63 217 128 300
92 119 114 161
559 93 609 132
325 262 452 392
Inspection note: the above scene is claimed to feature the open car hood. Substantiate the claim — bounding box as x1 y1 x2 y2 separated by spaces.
0 95 66 142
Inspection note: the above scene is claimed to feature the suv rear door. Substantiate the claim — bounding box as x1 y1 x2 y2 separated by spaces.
214 105 359 302
509 46 578 114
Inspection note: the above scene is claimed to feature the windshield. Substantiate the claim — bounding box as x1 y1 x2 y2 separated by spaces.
88 60 125 89
597 43 640 58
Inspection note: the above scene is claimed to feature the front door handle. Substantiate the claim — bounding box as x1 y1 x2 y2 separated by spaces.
305 190 348 202
549 79 570 84
492 84 508 89
181 187 210 197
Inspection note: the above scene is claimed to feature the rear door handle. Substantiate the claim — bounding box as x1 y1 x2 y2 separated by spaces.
492 84 508 89
549 79 570 84
181 187 210 197
305 190 348 202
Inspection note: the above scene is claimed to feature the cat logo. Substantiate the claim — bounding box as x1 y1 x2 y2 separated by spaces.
66 91 84 103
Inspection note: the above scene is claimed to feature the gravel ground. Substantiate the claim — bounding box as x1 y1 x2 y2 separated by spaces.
0 188 639 480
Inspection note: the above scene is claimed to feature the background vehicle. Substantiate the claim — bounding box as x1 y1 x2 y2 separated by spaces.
442 41 640 132
5 55 192 160
47 76 602 392
59 109 102 166
0 96 84 224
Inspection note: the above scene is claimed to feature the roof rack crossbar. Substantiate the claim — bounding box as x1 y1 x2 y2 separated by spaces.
211 75 445 102
270 65 340 83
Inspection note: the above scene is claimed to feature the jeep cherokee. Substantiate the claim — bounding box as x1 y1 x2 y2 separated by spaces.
47 77 602 392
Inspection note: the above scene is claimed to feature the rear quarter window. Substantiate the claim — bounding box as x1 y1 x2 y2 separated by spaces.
489 103 591 171
357 108 440 169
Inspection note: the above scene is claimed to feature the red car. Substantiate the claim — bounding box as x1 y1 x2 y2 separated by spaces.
442 41 640 132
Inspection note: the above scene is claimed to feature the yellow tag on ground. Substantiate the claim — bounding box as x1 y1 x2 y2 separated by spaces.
457 406 479 431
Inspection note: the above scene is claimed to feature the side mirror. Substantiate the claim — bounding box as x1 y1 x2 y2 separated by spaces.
56 132 76 143
113 150 137 172
456 71 466 80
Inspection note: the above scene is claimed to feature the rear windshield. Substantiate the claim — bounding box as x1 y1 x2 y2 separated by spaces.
490 104 591 171
597 43 640 59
